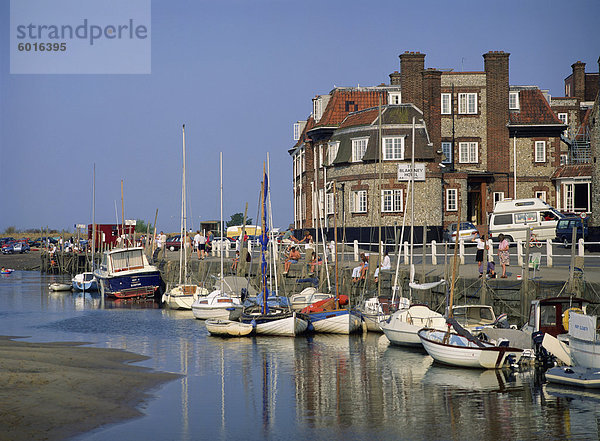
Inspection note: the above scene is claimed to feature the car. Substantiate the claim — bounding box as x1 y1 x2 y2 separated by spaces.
211 236 234 250
555 216 588 248
443 222 479 244
13 242 30 253
2 242 15 254
28 239 42 248
165 235 182 251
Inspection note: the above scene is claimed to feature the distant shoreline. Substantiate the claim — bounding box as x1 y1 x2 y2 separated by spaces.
0 336 180 441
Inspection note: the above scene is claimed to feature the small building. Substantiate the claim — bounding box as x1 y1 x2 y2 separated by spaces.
87 223 136 247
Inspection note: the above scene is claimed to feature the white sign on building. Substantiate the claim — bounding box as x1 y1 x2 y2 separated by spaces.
397 163 426 181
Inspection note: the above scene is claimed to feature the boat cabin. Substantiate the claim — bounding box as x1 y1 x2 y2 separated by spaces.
523 297 589 337
451 305 496 330
100 247 149 274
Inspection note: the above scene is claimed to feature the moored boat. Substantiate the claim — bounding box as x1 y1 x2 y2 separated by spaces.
192 289 243 320
72 272 98 291
94 247 162 299
381 303 447 347
164 284 208 310
49 282 72 291
302 296 362 334
205 319 254 337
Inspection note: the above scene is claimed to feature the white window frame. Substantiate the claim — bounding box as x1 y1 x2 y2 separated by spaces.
326 192 334 215
564 183 574 212
441 142 452 164
458 93 477 114
313 98 323 122
535 141 546 163
381 189 404 213
383 137 405 160
560 154 569 165
350 190 367 213
509 92 520 110
293 123 300 141
351 137 369 163
446 188 458 211
557 113 568 124
493 192 504 207
388 92 401 105
535 191 547 202
441 93 451 114
327 141 339 166
458 142 478 163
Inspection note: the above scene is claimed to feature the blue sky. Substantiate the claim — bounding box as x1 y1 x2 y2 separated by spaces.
1 0 599 233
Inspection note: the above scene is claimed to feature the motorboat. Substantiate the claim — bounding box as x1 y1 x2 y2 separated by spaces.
290 287 332 311
381 302 447 347
71 272 98 291
192 289 243 321
451 304 497 331
359 296 398 332
94 247 162 299
163 284 208 310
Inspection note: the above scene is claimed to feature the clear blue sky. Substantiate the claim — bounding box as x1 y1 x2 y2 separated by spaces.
1 0 599 234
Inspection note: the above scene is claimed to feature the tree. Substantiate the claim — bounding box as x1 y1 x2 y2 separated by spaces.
4 226 17 235
226 213 252 228
135 219 153 233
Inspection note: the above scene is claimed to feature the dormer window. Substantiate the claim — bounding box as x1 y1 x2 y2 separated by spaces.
388 92 401 105
293 123 300 141
351 137 369 162
313 97 323 123
509 92 520 110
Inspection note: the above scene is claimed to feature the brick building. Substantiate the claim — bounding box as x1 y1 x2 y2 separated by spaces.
290 51 600 242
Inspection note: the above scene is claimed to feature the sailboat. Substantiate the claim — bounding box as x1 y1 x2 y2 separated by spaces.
239 163 308 336
193 152 244 320
163 125 205 309
304 181 362 335
73 165 98 292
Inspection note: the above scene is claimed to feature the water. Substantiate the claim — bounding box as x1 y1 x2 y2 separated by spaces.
1 271 599 440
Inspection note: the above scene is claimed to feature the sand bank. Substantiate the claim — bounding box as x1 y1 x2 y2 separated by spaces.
0 336 180 441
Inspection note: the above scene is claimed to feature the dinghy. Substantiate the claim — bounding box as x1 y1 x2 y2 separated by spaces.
49 283 72 291
205 319 254 337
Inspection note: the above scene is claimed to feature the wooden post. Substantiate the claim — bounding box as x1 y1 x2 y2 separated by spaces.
520 228 531 322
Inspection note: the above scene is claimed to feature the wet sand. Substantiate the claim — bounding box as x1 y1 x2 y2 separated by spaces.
0 336 180 441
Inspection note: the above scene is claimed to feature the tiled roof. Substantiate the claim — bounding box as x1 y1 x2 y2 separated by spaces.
551 164 593 179
509 89 564 125
338 108 379 129
313 89 386 128
338 104 423 129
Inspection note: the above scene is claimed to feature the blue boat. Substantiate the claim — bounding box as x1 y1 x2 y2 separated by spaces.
72 272 98 291
94 247 162 299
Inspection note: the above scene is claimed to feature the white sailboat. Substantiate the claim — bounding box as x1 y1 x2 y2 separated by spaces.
163 125 204 309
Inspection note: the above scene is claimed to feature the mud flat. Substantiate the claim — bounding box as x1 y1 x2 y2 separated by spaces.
0 336 180 441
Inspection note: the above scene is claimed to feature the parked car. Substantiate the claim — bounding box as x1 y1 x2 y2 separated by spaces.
555 216 588 248
212 236 234 250
165 235 182 251
2 242 15 254
13 242 30 253
28 239 41 248
443 222 479 244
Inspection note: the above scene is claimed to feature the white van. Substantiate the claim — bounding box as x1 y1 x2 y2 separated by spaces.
489 198 564 242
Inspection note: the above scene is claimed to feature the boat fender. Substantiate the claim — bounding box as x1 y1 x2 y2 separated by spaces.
562 307 584 332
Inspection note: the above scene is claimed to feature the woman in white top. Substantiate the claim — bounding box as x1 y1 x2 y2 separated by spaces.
374 251 391 283
473 234 486 276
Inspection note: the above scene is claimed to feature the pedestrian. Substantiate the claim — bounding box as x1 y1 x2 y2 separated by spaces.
193 230 202 259
473 234 486 276
497 234 510 278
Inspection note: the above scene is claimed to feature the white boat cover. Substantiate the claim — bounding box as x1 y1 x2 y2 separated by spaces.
409 279 446 290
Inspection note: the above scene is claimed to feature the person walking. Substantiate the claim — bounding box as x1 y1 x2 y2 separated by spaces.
193 230 202 259
497 234 510 278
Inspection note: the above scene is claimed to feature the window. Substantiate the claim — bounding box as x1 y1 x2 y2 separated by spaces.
509 92 520 110
293 123 300 141
350 190 367 213
381 189 404 212
326 192 334 215
493 214 512 225
327 141 339 166
446 188 458 211
388 92 401 105
313 98 323 122
535 191 547 202
514 212 537 224
557 113 568 124
318 145 323 168
459 142 478 163
351 137 369 162
458 93 477 114
318 189 324 219
560 154 569 165
535 141 546 163
565 183 574 212
383 137 404 160
441 142 452 163
441 93 451 114
493 192 504 207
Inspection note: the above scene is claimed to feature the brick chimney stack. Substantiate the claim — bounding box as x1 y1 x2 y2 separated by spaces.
400 51 425 109
389 71 401 86
422 68 442 150
483 51 510 174
572 61 586 101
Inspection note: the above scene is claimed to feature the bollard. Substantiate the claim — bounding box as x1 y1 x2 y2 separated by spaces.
546 239 553 267
354 240 359 261
403 241 409 265
459 240 465 265
486 239 494 262
517 240 523 267
225 243 230 258
431 240 437 265
578 238 585 257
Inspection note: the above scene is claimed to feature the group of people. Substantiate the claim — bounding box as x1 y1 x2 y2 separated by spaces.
473 233 510 278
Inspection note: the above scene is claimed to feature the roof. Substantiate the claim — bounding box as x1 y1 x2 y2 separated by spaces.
312 89 387 129
509 89 565 126
551 164 594 179
290 116 315 151
338 104 424 129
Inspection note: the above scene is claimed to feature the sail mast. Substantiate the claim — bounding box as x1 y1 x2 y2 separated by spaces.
220 151 224 294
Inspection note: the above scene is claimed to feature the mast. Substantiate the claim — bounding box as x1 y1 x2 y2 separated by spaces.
377 96 383 299
333 181 339 309
266 153 278 297
261 162 268 315
91 164 96 271
121 180 125 247
220 151 224 294
409 116 416 297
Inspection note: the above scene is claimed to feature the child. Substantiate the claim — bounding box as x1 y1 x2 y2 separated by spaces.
486 260 496 278
231 251 240 272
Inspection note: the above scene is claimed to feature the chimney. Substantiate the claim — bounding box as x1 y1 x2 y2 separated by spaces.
400 51 425 109
422 68 442 150
483 51 510 173
572 61 586 101
389 71 401 86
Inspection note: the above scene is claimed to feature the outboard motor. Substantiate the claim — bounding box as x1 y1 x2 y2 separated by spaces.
494 313 510 329
532 331 554 367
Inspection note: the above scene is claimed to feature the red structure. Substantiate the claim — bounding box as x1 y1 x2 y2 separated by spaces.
88 223 135 247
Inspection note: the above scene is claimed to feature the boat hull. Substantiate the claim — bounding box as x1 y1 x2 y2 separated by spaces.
205 319 253 337
418 329 523 369
362 313 387 332
546 366 600 388
240 310 308 336
192 305 243 321
49 283 72 291
308 310 362 335
381 305 447 347
382 321 426 347
97 270 162 299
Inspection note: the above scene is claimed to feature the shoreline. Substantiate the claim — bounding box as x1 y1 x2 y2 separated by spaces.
0 336 180 441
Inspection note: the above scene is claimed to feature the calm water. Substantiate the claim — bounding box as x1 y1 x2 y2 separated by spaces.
1 271 599 441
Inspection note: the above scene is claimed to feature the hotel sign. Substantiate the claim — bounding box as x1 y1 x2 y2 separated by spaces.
397 163 426 181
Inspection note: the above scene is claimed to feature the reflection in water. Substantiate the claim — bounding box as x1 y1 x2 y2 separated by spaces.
3 272 600 440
